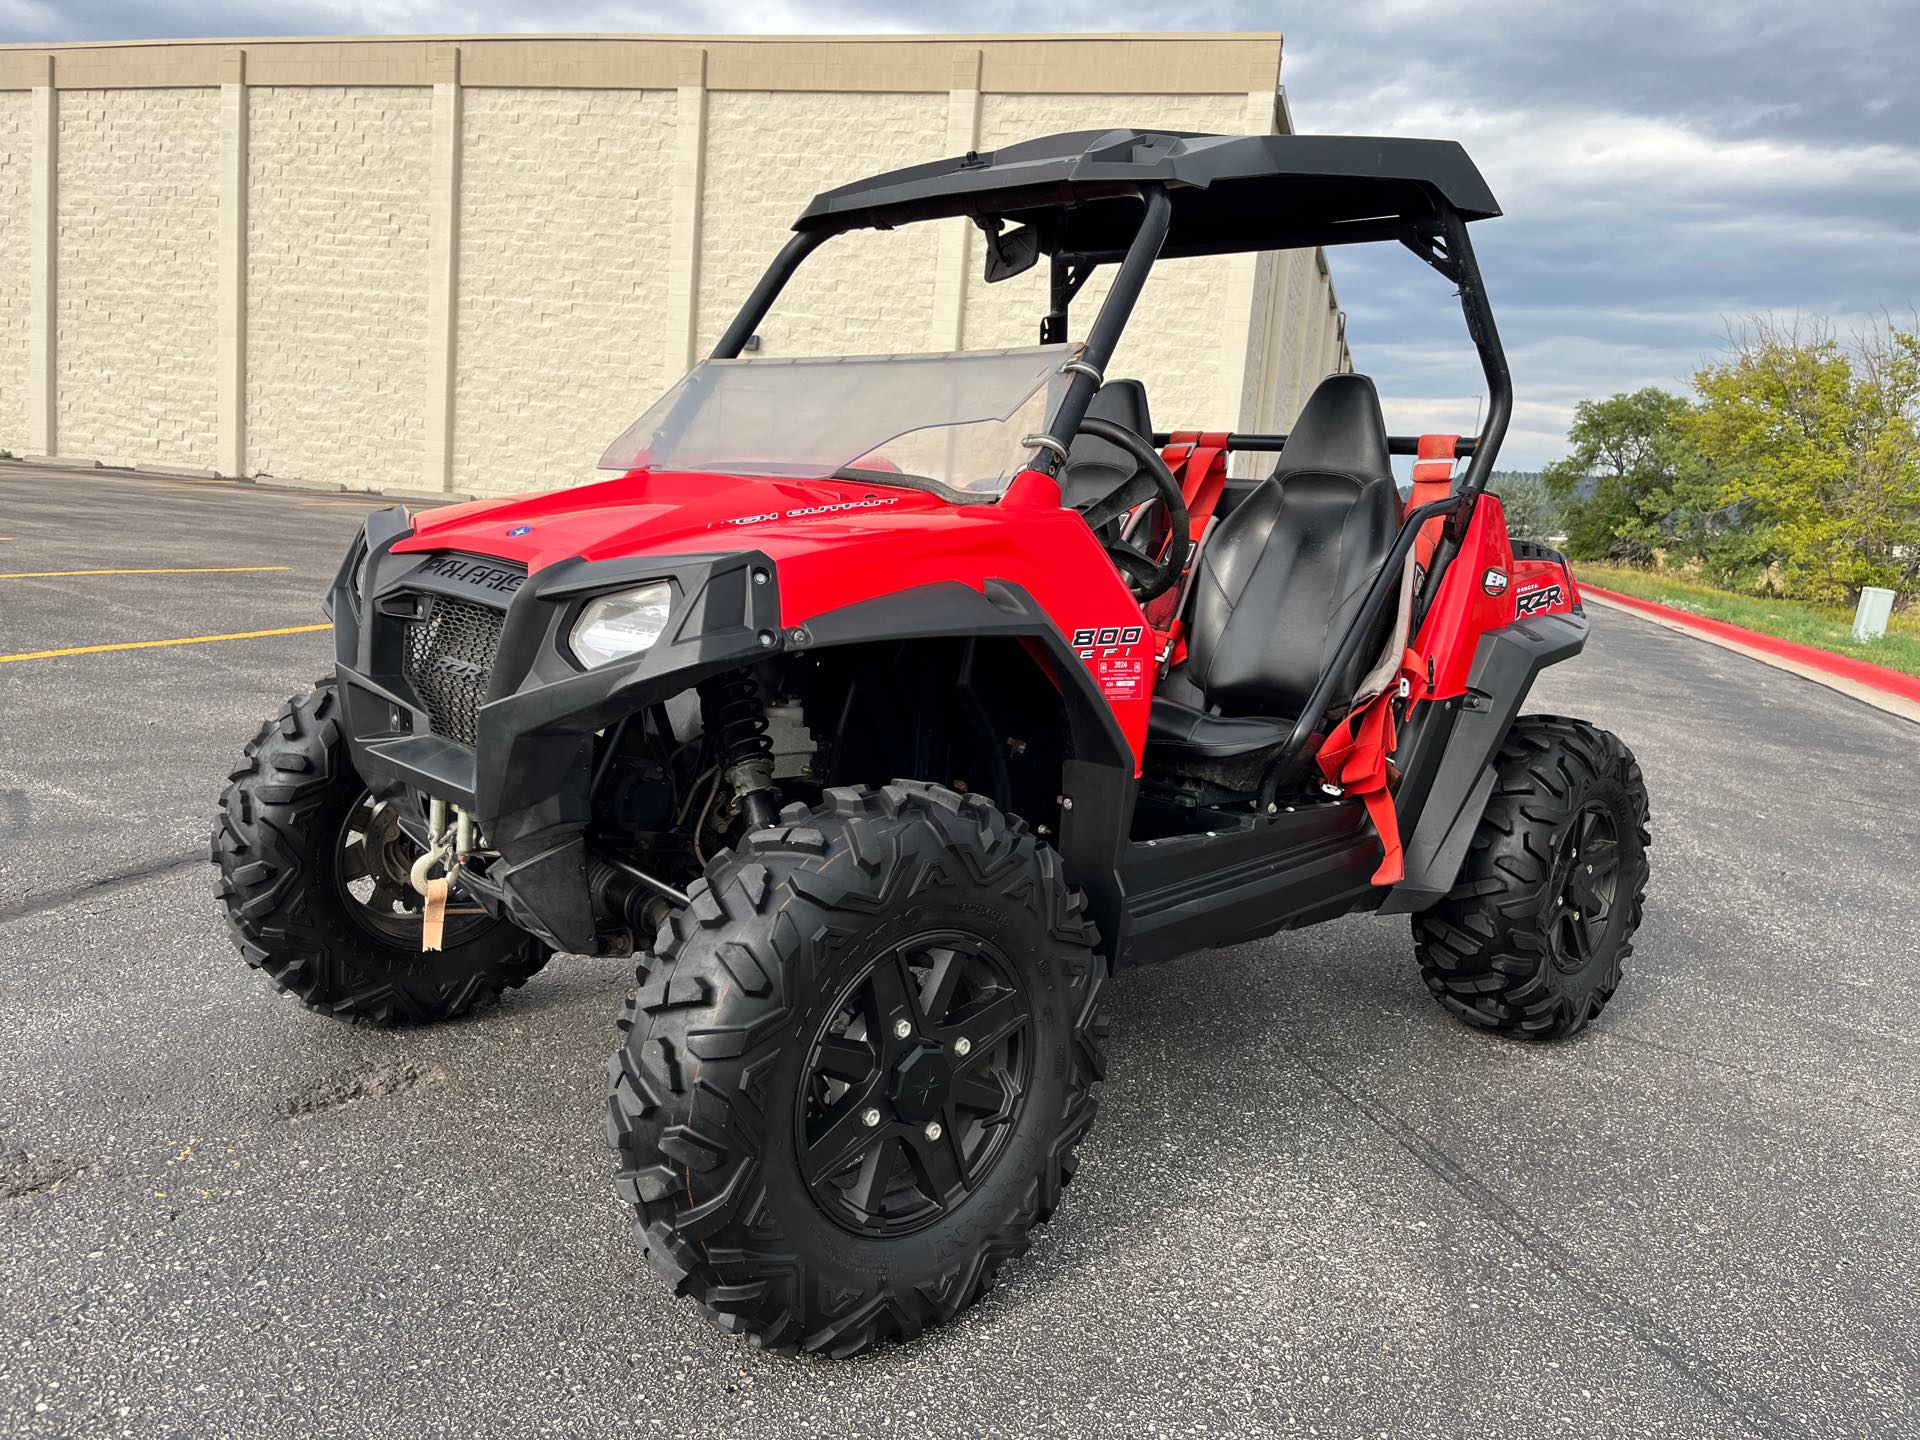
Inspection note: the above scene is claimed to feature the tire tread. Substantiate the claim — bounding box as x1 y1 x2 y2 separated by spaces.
607 780 1106 1356
1413 714 1650 1040
211 679 549 1026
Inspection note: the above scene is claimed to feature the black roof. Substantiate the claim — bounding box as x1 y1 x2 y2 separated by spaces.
796 129 1501 260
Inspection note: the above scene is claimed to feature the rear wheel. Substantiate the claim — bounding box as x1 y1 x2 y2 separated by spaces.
1413 715 1650 1040
607 782 1107 1356
212 679 550 1024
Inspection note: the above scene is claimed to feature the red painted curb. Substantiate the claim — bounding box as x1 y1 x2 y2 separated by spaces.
1581 583 1920 704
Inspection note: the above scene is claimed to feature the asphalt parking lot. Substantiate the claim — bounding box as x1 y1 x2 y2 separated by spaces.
2 460 1916 1439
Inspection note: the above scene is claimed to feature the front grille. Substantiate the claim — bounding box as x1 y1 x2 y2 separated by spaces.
403 595 507 745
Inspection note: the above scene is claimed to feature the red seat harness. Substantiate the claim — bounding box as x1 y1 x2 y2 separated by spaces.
1313 434 1461 886
1143 431 1231 656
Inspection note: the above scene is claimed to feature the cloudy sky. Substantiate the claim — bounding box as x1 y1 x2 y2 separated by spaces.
7 1 1917 465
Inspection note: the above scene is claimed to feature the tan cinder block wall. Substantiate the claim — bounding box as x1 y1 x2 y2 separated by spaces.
0 91 29 449
57 88 222 468
695 91 948 361
247 87 433 490
963 93 1256 435
0 33 1349 495
453 88 676 494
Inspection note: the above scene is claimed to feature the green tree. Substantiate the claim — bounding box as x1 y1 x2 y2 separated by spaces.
1489 471 1561 543
1542 388 1713 564
1688 316 1920 602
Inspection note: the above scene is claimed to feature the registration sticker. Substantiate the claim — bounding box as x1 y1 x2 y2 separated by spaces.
1072 625 1148 700
1094 653 1146 699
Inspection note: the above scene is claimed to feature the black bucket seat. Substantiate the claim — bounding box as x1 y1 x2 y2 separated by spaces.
1060 380 1154 525
1146 372 1402 765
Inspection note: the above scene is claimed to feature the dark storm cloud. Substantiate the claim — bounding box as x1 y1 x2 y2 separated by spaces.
1258 0 1920 460
6 0 1916 463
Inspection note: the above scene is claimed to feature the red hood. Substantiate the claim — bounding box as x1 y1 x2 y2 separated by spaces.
396 469 955 573
390 464 1158 765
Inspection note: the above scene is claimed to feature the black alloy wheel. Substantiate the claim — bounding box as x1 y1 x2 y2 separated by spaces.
1549 803 1620 974
796 932 1033 1236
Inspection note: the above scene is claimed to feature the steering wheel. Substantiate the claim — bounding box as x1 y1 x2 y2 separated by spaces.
1070 417 1192 602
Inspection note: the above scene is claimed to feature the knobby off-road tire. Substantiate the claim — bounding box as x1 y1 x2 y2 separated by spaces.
607 782 1107 1357
212 678 550 1024
1413 715 1650 1040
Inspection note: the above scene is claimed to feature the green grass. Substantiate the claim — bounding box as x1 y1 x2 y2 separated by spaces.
1574 563 1920 679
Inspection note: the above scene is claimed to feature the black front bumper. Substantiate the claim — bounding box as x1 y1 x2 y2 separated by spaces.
329 507 784 951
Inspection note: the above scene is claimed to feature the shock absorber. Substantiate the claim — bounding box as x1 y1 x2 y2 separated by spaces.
701 669 779 831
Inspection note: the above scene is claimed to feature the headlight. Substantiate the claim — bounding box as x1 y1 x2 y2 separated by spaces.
351 542 371 599
570 582 672 667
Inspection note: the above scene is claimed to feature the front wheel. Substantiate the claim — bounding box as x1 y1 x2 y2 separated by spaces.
1413 715 1650 1040
211 679 550 1024
607 782 1108 1356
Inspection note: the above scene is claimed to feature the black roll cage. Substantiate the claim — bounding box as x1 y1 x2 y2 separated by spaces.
707 168 1512 769
709 180 1510 491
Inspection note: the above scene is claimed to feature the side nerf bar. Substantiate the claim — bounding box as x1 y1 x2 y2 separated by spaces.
1376 608 1589 915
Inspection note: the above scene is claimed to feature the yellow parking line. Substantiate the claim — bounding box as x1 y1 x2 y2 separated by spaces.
0 624 329 664
0 565 290 580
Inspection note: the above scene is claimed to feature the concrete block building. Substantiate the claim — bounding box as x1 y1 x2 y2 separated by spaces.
0 33 1351 497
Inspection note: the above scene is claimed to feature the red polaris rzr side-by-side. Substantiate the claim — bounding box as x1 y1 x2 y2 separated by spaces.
214 129 1650 1355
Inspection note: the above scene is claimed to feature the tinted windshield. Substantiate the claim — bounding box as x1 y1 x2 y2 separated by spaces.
598 345 1074 500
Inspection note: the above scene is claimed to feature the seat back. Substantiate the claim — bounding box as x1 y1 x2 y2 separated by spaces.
1184 373 1402 717
1059 380 1152 515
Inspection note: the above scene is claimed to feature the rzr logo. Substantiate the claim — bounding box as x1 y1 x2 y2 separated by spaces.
1071 625 1143 659
1481 567 1510 596
1516 584 1564 616
428 654 488 681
